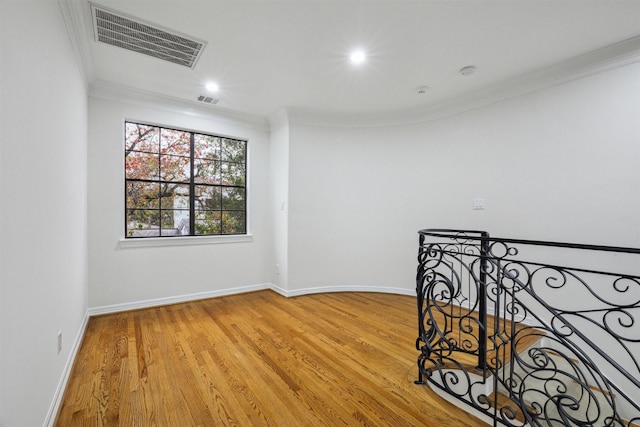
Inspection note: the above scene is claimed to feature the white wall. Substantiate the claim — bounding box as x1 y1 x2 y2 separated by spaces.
268 110 290 290
0 2 636 422
0 4 4 422
285 61 640 293
87 96 272 308
0 1 89 426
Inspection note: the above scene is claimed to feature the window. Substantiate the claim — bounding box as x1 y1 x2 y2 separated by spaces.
125 122 247 238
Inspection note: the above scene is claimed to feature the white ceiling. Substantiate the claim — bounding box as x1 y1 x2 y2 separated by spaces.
70 0 640 120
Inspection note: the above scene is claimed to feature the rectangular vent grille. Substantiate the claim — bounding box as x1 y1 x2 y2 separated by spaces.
91 5 206 68
197 95 220 105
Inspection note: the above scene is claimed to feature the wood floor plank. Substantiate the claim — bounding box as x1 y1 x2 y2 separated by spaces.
56 290 486 426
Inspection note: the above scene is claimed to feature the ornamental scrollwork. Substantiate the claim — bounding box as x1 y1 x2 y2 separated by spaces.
416 229 640 426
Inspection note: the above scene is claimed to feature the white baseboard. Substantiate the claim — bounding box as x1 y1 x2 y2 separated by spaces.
43 312 90 427
87 283 271 316
89 284 415 316
270 284 414 298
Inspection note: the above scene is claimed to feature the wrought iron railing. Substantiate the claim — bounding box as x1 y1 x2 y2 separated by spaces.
415 229 640 427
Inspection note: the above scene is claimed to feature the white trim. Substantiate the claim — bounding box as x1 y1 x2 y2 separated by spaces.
118 234 254 249
87 283 270 316
88 284 415 316
58 0 95 85
269 284 415 298
90 80 270 132
43 313 90 427
286 35 640 129
61 0 640 133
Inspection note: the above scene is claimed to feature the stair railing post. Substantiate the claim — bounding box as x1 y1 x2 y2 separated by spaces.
476 232 489 373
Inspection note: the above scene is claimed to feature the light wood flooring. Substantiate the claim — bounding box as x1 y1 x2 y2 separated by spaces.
55 290 486 426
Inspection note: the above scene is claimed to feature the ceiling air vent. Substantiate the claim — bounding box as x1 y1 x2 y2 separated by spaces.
91 4 206 68
197 95 220 105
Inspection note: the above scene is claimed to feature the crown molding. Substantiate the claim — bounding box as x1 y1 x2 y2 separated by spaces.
58 0 95 86
59 0 268 131
90 80 271 132
286 35 640 129
58 0 640 132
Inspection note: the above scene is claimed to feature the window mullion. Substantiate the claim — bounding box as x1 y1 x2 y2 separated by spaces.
189 132 196 236
158 129 164 233
125 122 246 238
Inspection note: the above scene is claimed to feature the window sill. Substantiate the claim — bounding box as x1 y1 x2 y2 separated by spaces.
118 234 254 249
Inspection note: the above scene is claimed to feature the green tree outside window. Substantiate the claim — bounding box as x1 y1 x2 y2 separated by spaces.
125 122 247 238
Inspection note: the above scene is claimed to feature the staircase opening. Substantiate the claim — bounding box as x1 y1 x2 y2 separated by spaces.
415 229 640 427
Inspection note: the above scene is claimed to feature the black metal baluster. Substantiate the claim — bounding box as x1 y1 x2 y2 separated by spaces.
477 232 489 374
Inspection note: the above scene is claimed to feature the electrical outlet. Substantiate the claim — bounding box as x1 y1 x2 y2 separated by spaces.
57 331 63 354
276 264 280 275
473 198 485 210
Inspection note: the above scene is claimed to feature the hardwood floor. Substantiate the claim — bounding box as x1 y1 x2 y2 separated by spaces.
55 290 486 426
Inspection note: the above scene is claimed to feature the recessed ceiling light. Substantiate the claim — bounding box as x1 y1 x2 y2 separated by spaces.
350 50 366 64
459 66 476 76
205 82 219 92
